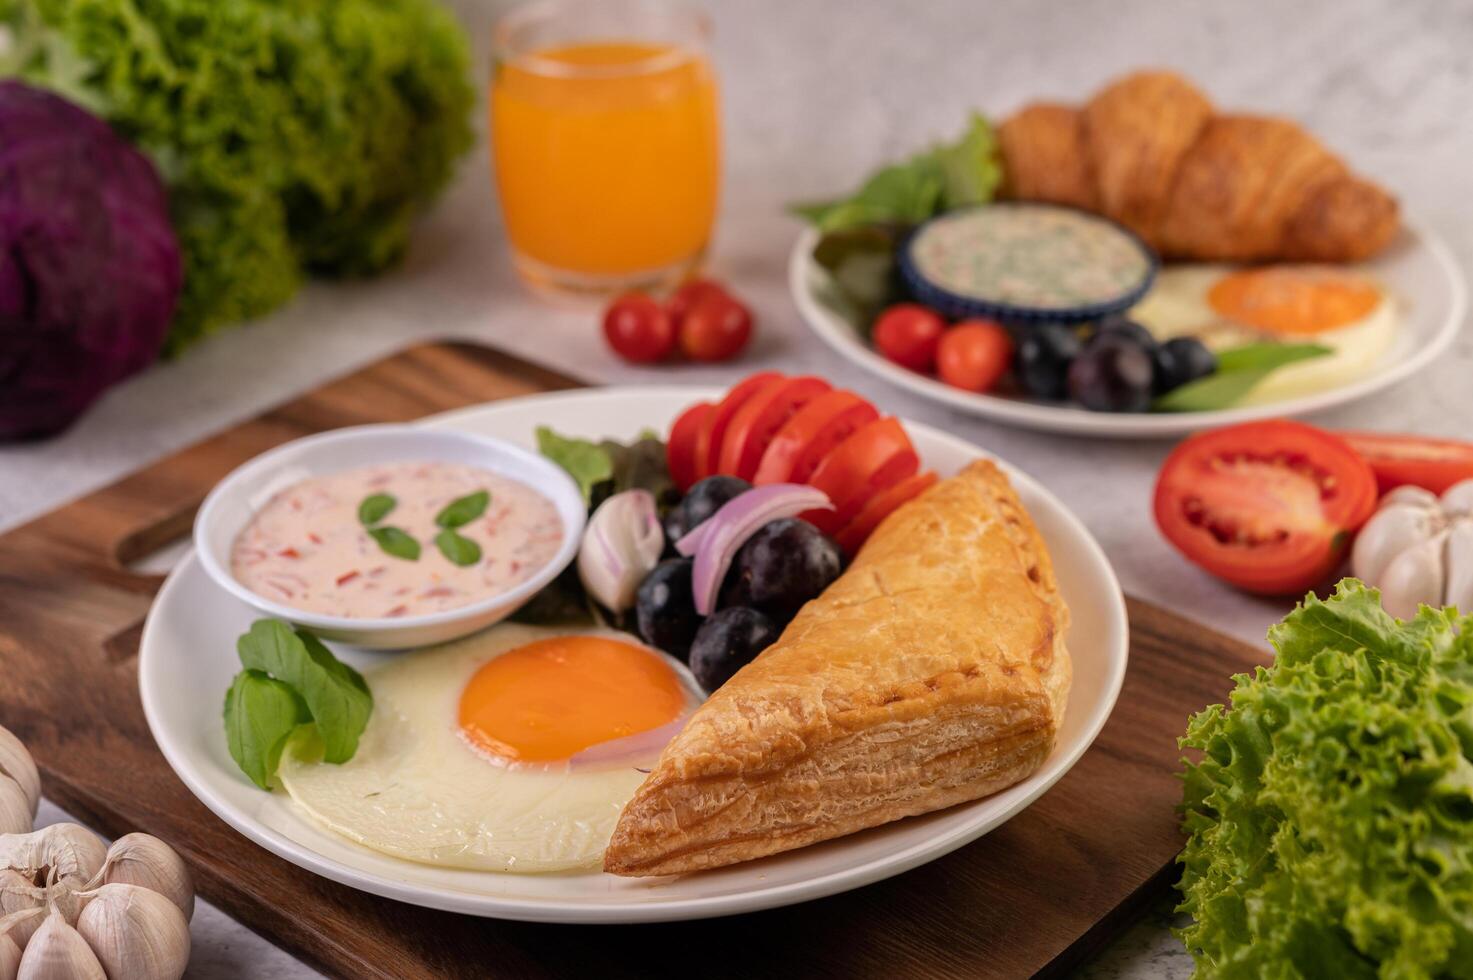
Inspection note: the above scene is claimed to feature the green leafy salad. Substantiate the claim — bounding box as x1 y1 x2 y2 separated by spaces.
1179 580 1473 977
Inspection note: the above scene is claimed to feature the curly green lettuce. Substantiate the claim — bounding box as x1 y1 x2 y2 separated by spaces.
0 0 475 352
1178 580 1473 979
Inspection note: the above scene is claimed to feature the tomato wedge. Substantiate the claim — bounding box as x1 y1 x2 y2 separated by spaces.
1153 420 1378 596
717 376 832 480
835 471 938 555
803 417 920 533
693 372 783 482
752 390 880 485
666 402 713 492
1340 431 1473 495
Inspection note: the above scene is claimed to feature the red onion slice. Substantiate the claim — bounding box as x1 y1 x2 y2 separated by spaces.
567 716 687 770
682 484 833 615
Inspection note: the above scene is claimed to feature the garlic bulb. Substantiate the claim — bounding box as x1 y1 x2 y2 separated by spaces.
15 909 103 980
0 826 105 892
96 835 194 921
0 729 38 826
1352 478 1473 618
76 884 189 980
577 489 665 613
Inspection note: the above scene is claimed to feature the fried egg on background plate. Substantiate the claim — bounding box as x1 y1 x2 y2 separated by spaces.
278 624 702 873
1130 264 1399 405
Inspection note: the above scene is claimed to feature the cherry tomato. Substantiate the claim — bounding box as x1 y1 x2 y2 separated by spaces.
667 279 728 325
717 376 832 480
667 402 714 492
752 390 880 485
602 293 675 364
1154 420 1378 595
873 304 946 373
936 320 1014 393
802 417 920 534
679 294 754 363
693 372 784 482
835 471 938 555
1340 431 1473 495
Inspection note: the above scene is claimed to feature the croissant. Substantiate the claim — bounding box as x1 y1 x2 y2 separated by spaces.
998 70 1399 262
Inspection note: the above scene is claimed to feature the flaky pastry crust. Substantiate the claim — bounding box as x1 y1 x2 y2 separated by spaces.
604 461 1071 876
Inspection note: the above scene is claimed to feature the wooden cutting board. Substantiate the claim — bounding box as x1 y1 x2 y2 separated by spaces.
0 342 1264 979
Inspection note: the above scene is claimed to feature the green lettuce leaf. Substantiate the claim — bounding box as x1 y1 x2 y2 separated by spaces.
237 620 372 765
1154 343 1332 413
223 670 310 790
1177 580 1473 978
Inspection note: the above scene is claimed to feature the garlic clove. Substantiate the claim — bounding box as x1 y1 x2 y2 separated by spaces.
0 785 28 839
0 908 43 956
0 730 38 822
0 930 19 980
578 489 665 613
15 909 103 980
96 835 193 922
76 883 189 980
1442 479 1473 516
0 870 45 920
1442 520 1473 612
1351 504 1439 588
1381 485 1441 511
0 827 105 892
1379 531 1447 620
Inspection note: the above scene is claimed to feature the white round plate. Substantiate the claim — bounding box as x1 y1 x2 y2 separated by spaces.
140 387 1128 924
791 222 1467 438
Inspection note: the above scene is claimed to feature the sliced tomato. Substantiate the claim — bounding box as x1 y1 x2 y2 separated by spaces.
1340 431 1473 495
666 402 713 492
717 376 832 481
693 372 783 482
1153 420 1378 596
835 471 939 555
751 390 880 486
802 417 920 534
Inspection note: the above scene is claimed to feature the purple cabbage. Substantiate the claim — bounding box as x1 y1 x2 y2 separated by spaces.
0 81 181 440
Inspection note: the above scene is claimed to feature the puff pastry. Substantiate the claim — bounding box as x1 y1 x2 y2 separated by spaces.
604 460 1071 876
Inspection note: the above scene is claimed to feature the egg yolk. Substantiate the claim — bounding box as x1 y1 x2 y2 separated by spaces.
458 636 685 764
1207 267 1382 335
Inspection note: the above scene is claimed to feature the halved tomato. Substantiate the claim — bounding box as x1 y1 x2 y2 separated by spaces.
1153 420 1378 595
751 390 880 485
802 417 920 533
693 372 783 482
1340 431 1473 495
666 402 713 492
835 471 938 555
717 376 832 480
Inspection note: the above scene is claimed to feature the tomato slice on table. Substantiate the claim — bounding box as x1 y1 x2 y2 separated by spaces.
717 376 832 481
1153 420 1378 596
802 417 920 534
666 402 713 492
835 470 939 555
752 389 880 485
692 372 783 482
1340 431 1473 495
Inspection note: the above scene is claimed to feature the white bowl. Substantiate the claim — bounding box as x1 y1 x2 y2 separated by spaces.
193 424 586 649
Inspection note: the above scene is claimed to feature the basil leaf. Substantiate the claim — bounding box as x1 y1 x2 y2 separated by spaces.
1154 344 1333 412
536 426 613 505
434 528 482 567
812 225 906 333
434 489 489 529
237 620 373 764
357 493 396 525
223 669 309 789
934 113 1002 210
368 525 420 561
599 436 676 511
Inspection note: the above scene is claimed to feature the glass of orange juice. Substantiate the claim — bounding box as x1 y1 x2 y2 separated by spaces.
491 0 720 298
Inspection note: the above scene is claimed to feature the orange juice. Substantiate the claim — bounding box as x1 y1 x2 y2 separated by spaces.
491 41 720 285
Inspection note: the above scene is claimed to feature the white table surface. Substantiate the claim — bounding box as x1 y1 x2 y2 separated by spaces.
3 0 1468 975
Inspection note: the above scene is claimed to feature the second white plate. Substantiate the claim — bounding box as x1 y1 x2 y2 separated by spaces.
791 222 1467 438
139 387 1128 924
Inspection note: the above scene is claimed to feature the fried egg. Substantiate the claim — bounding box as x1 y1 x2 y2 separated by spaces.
278 624 701 873
1130 264 1399 405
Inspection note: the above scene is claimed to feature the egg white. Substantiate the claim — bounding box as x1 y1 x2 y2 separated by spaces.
1130 264 1399 405
278 623 700 873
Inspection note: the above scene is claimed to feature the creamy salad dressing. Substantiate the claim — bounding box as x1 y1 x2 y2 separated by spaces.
232 462 563 619
911 205 1153 309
